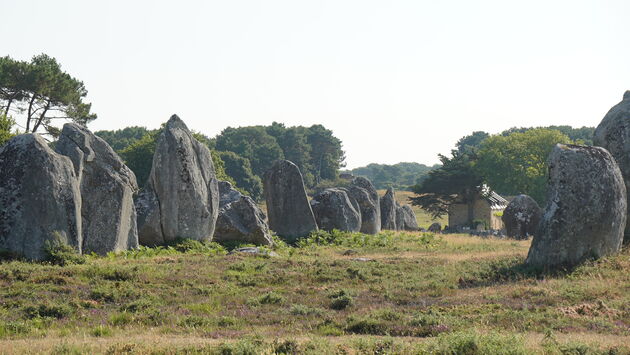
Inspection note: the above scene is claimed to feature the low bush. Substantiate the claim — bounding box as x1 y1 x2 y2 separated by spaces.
43 237 85 266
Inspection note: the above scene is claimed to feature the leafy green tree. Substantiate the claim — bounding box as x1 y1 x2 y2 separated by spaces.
0 54 96 136
500 126 593 145
0 114 16 146
215 126 285 177
456 131 489 154
410 151 484 221
348 162 438 190
218 151 263 200
119 132 158 186
306 124 346 183
476 128 572 203
267 123 314 186
95 126 150 151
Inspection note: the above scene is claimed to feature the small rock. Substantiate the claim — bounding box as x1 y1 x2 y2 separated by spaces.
229 247 278 257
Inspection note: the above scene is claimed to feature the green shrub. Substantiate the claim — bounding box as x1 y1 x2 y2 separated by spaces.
44 236 85 266
178 315 210 328
108 312 134 326
289 305 324 316
328 289 353 310
23 303 73 319
91 325 113 337
167 238 227 255
248 292 285 306
272 339 299 355
345 317 389 335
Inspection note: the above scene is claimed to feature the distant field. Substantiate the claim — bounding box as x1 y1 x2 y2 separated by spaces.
378 189 447 229
1 232 628 354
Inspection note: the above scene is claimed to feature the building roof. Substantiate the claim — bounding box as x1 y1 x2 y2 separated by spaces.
485 191 508 210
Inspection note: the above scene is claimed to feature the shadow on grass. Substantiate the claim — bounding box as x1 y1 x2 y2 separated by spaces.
457 256 576 288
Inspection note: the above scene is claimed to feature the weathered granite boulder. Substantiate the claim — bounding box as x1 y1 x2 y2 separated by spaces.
264 160 318 241
502 194 541 240
215 181 272 246
310 188 361 232
526 144 627 269
136 115 219 246
347 177 381 234
56 123 139 255
380 188 398 230
0 134 82 260
428 222 442 233
593 90 630 243
398 204 419 231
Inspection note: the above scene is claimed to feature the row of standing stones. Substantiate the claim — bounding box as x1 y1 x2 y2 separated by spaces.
0 114 416 260
264 159 421 244
0 90 628 269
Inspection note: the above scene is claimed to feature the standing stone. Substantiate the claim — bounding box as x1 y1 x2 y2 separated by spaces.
398 204 419 231
347 177 381 234
0 134 82 260
526 144 627 269
502 194 541 240
428 222 441 233
310 188 361 232
395 203 405 231
56 123 139 255
215 181 272 246
264 160 318 241
380 188 398 230
136 115 219 246
593 90 630 243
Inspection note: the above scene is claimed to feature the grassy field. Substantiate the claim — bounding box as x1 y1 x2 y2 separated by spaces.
1 231 629 354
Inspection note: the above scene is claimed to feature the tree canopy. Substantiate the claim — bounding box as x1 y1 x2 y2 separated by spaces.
218 151 263 201
475 128 572 203
348 162 438 190
410 151 483 219
0 54 96 136
215 122 345 188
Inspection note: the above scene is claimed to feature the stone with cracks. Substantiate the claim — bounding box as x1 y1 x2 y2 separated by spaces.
502 194 541 240
136 115 219 246
380 188 397 230
264 160 318 241
593 90 630 243
347 177 381 234
56 123 139 255
0 134 82 260
526 144 627 269
215 181 272 246
310 188 361 232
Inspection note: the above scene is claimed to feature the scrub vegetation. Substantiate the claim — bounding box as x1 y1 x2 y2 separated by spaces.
1 231 628 354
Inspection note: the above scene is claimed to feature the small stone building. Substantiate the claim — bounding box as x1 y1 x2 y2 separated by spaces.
448 191 508 230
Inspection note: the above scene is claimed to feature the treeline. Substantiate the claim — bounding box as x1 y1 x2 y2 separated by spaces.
412 125 595 218
95 122 345 201
345 162 439 190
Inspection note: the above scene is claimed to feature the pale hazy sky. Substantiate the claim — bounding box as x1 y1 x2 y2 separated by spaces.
2 0 629 168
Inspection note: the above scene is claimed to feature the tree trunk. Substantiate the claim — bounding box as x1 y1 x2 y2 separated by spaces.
26 95 37 132
32 101 50 133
